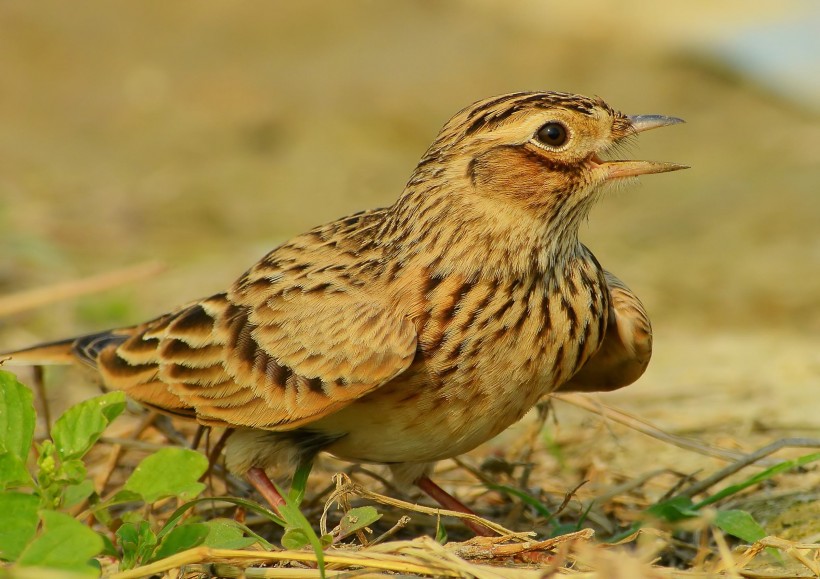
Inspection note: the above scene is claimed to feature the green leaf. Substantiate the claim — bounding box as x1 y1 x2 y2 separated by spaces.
94 489 142 510
0 452 34 490
0 491 39 561
51 391 126 460
116 521 156 570
202 519 259 550
435 517 448 545
605 522 643 544
88 489 141 526
0 371 36 462
278 500 325 575
713 510 767 543
337 506 382 541
123 447 207 503
694 452 820 509
63 479 96 509
151 523 209 562
60 458 88 485
99 533 118 558
157 496 284 541
645 496 699 523
275 472 327 576
17 510 103 576
281 527 311 550
288 460 313 506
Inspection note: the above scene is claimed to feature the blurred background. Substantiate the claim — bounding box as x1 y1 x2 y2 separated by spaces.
1 1 818 436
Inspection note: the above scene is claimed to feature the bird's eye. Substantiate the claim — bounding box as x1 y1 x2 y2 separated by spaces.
535 122 568 148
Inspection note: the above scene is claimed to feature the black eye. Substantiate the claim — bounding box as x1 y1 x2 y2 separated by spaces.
535 122 568 148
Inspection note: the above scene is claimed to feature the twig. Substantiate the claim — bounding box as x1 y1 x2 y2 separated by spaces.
31 365 51 439
512 399 552 480
756 537 820 575
346 464 401 496
301 479 337 512
151 413 191 447
446 528 593 560
551 480 587 522
191 424 208 450
0 261 165 316
98 436 169 452
96 411 159 491
590 469 673 506
452 456 508 488
711 527 743 579
676 437 820 499
107 544 473 579
201 427 230 482
553 393 781 465
185 565 389 578
370 515 411 546
325 473 528 539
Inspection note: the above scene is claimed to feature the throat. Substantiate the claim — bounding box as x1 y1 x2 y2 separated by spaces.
385 189 585 280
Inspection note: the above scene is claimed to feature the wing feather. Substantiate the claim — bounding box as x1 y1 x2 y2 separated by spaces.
93 209 418 430
559 270 652 392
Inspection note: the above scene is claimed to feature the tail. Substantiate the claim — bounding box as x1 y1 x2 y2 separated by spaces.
1 331 130 368
2 317 198 419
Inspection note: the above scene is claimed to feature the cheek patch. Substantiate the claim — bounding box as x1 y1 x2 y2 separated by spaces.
468 145 580 209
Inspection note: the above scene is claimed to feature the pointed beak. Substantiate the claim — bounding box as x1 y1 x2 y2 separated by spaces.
592 114 688 180
598 159 689 180
627 114 685 134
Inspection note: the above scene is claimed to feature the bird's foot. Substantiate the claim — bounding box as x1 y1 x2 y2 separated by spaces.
246 467 286 514
416 475 495 537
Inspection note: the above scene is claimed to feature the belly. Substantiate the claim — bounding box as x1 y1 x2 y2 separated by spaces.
320 369 549 464
318 270 608 464
311 258 609 463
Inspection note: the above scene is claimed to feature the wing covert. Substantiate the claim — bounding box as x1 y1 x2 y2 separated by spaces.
558 270 652 393
98 212 418 430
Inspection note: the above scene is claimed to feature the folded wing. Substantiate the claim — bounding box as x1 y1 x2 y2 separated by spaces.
49 212 418 430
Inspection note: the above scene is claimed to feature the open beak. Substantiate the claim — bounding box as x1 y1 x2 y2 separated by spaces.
628 114 684 134
592 114 688 180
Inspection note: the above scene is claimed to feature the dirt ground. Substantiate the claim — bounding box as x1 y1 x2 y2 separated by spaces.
1 2 818 577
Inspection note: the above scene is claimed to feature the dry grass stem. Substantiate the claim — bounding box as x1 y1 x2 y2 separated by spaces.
677 438 820 499
323 473 528 539
710 527 743 579
107 540 555 579
553 394 781 465
0 261 165 317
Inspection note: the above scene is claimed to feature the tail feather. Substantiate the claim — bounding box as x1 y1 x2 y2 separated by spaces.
2 326 196 419
1 331 130 368
1 337 80 366
72 332 129 367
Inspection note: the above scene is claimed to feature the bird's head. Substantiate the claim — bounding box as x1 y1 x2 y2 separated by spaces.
391 91 686 274
413 91 686 218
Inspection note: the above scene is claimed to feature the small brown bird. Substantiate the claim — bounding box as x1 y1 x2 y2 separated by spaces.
5 91 685 534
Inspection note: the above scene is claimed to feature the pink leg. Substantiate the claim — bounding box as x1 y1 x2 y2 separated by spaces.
416 475 495 536
246 467 286 513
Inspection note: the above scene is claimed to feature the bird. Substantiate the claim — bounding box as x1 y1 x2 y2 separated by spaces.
3 91 686 535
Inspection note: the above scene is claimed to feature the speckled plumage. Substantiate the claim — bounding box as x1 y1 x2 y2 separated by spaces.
5 91 684 509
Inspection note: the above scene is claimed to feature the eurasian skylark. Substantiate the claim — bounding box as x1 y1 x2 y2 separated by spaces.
5 91 686 534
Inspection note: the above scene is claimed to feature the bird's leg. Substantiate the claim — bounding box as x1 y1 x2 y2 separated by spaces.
246 467 286 512
415 475 495 536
